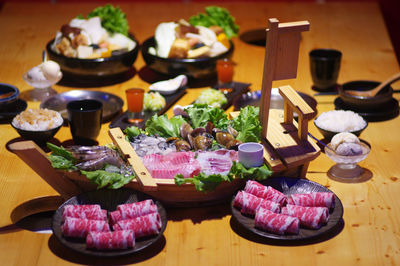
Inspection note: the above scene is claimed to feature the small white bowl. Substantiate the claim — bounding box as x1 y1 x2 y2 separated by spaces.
238 142 264 168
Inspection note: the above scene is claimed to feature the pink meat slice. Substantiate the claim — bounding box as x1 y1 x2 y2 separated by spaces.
281 204 329 229
255 207 299 235
244 180 288 206
196 150 236 176
213 149 239 162
233 191 280 215
142 151 201 179
61 217 110 238
110 199 158 225
86 230 135 250
287 192 335 209
62 204 107 221
113 212 162 238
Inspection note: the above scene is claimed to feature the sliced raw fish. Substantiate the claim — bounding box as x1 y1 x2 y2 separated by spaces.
142 151 201 179
196 150 235 176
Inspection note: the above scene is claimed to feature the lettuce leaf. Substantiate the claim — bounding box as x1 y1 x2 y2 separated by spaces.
174 162 272 192
124 126 145 139
185 104 230 130
189 6 239 39
232 106 262 143
81 169 134 189
86 4 129 36
145 114 186 138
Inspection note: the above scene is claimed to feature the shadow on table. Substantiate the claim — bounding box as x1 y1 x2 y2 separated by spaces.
166 202 231 224
229 216 345 246
48 234 166 265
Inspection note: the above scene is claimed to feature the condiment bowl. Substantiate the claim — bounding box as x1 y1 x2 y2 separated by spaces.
141 37 234 79
46 34 139 79
11 122 63 145
0 83 20 111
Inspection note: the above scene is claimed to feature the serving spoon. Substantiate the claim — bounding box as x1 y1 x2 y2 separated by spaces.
345 72 400 97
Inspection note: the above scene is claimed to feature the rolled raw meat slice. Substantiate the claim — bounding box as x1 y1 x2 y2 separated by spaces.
244 180 287 206
233 191 280 215
113 212 162 238
110 200 158 225
255 207 299 235
281 204 329 229
62 217 110 238
287 192 335 209
86 230 135 250
62 204 107 221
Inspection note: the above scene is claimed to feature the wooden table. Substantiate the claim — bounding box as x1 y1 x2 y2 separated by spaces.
1 1 399 265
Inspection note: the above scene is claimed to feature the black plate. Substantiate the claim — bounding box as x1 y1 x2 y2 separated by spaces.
231 177 343 241
41 90 124 123
0 99 27 123
52 188 167 257
109 87 187 130
334 97 399 122
212 82 251 110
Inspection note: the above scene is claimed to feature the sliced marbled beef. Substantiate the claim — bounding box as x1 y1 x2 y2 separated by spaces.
233 190 280 215
86 230 135 250
282 204 329 229
110 199 158 225
244 180 287 206
288 192 335 209
61 217 110 238
255 207 299 235
62 204 107 221
113 212 162 238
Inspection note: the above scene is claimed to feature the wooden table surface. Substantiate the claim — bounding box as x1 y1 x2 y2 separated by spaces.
1 1 400 265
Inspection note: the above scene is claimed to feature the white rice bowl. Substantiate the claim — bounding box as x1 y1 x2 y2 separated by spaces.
12 108 63 131
314 110 367 133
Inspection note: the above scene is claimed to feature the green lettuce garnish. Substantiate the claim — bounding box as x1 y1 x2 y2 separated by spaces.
124 126 145 139
80 4 129 36
175 162 272 192
232 106 262 143
145 114 186 138
189 6 239 39
185 103 230 130
81 169 134 189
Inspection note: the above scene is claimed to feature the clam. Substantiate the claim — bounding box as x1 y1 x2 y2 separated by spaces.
193 134 213 150
180 122 193 140
215 131 235 146
227 126 238 138
205 121 215 134
191 127 206 137
175 139 191 151
225 139 242 150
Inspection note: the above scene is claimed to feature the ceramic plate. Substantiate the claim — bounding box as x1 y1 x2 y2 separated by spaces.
52 188 167 257
231 177 343 241
41 90 124 123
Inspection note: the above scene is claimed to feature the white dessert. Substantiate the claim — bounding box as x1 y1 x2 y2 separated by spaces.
331 132 363 156
149 75 187 95
25 60 62 89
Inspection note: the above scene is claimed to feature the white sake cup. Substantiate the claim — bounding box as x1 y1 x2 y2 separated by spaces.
238 142 264 168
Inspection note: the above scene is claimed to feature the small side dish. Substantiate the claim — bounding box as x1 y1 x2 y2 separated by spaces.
12 108 63 131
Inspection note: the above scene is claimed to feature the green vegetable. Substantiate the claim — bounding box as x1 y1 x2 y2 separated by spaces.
143 92 166 112
145 114 186 138
48 154 77 171
195 88 227 108
85 4 129 36
175 162 272 192
185 103 229 130
232 106 262 143
81 169 134 189
124 126 145 139
47 142 75 162
189 6 239 39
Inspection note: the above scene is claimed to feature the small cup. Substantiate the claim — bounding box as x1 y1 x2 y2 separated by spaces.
309 49 342 91
125 88 145 124
216 58 234 85
67 99 103 145
238 142 264 168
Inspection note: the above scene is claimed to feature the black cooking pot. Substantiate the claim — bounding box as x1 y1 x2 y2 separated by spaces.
339 80 393 110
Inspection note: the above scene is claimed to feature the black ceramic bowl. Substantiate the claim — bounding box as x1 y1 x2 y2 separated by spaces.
313 119 368 140
339 80 393 110
11 121 63 145
0 83 20 111
141 37 234 79
46 35 139 78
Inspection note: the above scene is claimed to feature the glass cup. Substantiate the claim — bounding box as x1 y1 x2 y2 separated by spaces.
67 99 103 146
125 88 145 124
217 58 234 86
309 49 342 91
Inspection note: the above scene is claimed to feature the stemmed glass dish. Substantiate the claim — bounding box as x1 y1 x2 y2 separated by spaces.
325 141 370 179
